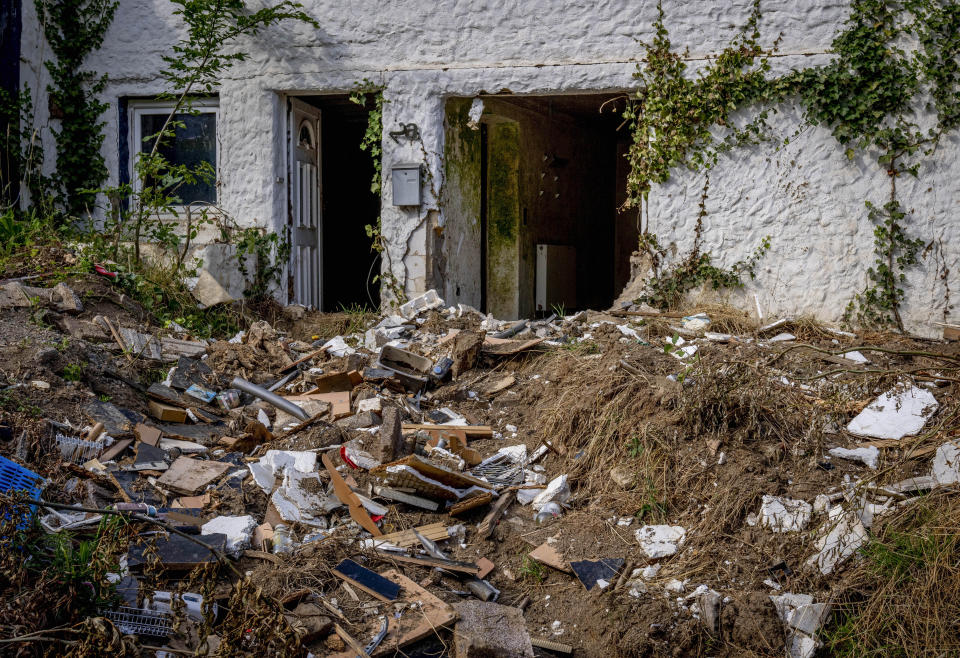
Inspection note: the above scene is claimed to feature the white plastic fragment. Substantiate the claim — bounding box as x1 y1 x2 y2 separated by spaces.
759 495 812 533
200 515 257 554
828 445 879 469
681 313 710 332
664 335 697 360
847 385 938 440
768 332 796 343
257 408 271 429
806 507 869 575
841 350 869 363
322 335 355 358
932 441 960 485
530 475 570 512
635 525 687 559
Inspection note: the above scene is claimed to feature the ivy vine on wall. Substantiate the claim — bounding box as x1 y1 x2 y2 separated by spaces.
625 0 960 330
36 0 118 218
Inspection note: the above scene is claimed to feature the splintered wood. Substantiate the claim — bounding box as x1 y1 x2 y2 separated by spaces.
330 569 456 657
371 522 450 548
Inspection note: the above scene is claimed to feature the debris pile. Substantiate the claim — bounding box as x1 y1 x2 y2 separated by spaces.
1 282 959 656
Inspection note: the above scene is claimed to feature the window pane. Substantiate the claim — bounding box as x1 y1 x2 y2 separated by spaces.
141 112 216 204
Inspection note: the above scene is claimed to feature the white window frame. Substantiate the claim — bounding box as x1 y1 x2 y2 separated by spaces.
128 98 220 212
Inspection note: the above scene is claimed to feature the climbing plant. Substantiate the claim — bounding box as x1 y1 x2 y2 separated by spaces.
36 0 118 218
625 0 960 329
96 0 318 266
349 79 386 251
624 0 777 309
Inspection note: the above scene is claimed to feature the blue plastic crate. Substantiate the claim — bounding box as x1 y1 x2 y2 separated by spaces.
0 455 44 529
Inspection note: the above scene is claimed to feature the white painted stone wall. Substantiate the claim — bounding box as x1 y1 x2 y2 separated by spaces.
17 0 959 333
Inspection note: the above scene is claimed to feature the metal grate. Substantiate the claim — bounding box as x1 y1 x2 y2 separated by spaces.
102 607 172 637
470 453 524 488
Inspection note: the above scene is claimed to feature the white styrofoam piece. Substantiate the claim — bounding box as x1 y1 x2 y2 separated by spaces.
828 445 879 469
759 495 812 532
847 385 938 439
635 525 687 558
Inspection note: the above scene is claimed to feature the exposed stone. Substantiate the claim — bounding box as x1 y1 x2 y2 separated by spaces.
609 465 636 489
58 317 108 342
335 410 381 430
449 330 483 378
377 406 405 462
452 600 534 658
191 269 234 307
52 283 83 314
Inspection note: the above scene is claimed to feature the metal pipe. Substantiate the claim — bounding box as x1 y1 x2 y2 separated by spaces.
230 376 310 421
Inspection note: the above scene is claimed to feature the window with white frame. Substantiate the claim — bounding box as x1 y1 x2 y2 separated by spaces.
129 99 219 206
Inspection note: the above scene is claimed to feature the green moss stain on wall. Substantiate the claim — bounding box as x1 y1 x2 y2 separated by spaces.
442 99 483 305
486 120 521 318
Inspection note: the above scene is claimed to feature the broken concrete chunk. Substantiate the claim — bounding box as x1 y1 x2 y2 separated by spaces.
200 515 257 554
932 441 960 485
759 495 812 533
771 593 832 658
452 600 534 658
335 410 382 430
52 282 83 314
806 507 868 575
635 525 686 559
398 289 444 320
847 385 938 440
828 445 879 469
376 406 405 463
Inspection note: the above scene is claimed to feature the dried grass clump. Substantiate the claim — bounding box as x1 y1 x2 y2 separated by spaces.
529 348 679 508
677 359 821 446
824 491 960 657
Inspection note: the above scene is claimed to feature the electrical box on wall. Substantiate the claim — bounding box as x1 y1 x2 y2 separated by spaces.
391 163 421 206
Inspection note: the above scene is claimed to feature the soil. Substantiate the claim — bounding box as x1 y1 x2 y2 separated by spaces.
1 274 957 656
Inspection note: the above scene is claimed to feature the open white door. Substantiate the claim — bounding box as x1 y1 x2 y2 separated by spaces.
289 99 321 308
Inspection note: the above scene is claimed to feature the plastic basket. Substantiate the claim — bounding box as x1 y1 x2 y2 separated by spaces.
0 455 44 529
102 607 172 637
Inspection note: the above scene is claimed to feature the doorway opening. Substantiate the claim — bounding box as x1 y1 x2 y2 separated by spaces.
443 93 637 318
287 94 380 311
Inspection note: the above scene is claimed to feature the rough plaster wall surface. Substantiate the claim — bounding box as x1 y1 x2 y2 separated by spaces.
16 0 958 332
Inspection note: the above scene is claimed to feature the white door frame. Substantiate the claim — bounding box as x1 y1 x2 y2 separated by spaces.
287 97 322 309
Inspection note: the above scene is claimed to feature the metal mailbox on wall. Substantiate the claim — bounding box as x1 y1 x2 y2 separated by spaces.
391 163 421 206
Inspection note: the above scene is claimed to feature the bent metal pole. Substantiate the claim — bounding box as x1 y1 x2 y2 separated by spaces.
230 376 311 422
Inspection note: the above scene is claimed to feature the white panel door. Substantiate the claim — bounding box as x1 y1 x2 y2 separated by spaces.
289 99 321 309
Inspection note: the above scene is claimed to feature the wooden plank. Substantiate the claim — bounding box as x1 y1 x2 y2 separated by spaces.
98 438 132 463
529 541 571 573
401 423 493 438
371 523 450 548
156 456 231 495
476 493 513 540
283 391 351 418
331 569 456 657
372 551 480 575
322 452 382 536
334 624 368 656
148 400 187 423
449 491 493 516
482 337 546 355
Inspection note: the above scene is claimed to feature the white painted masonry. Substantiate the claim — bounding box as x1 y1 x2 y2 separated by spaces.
17 0 959 334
